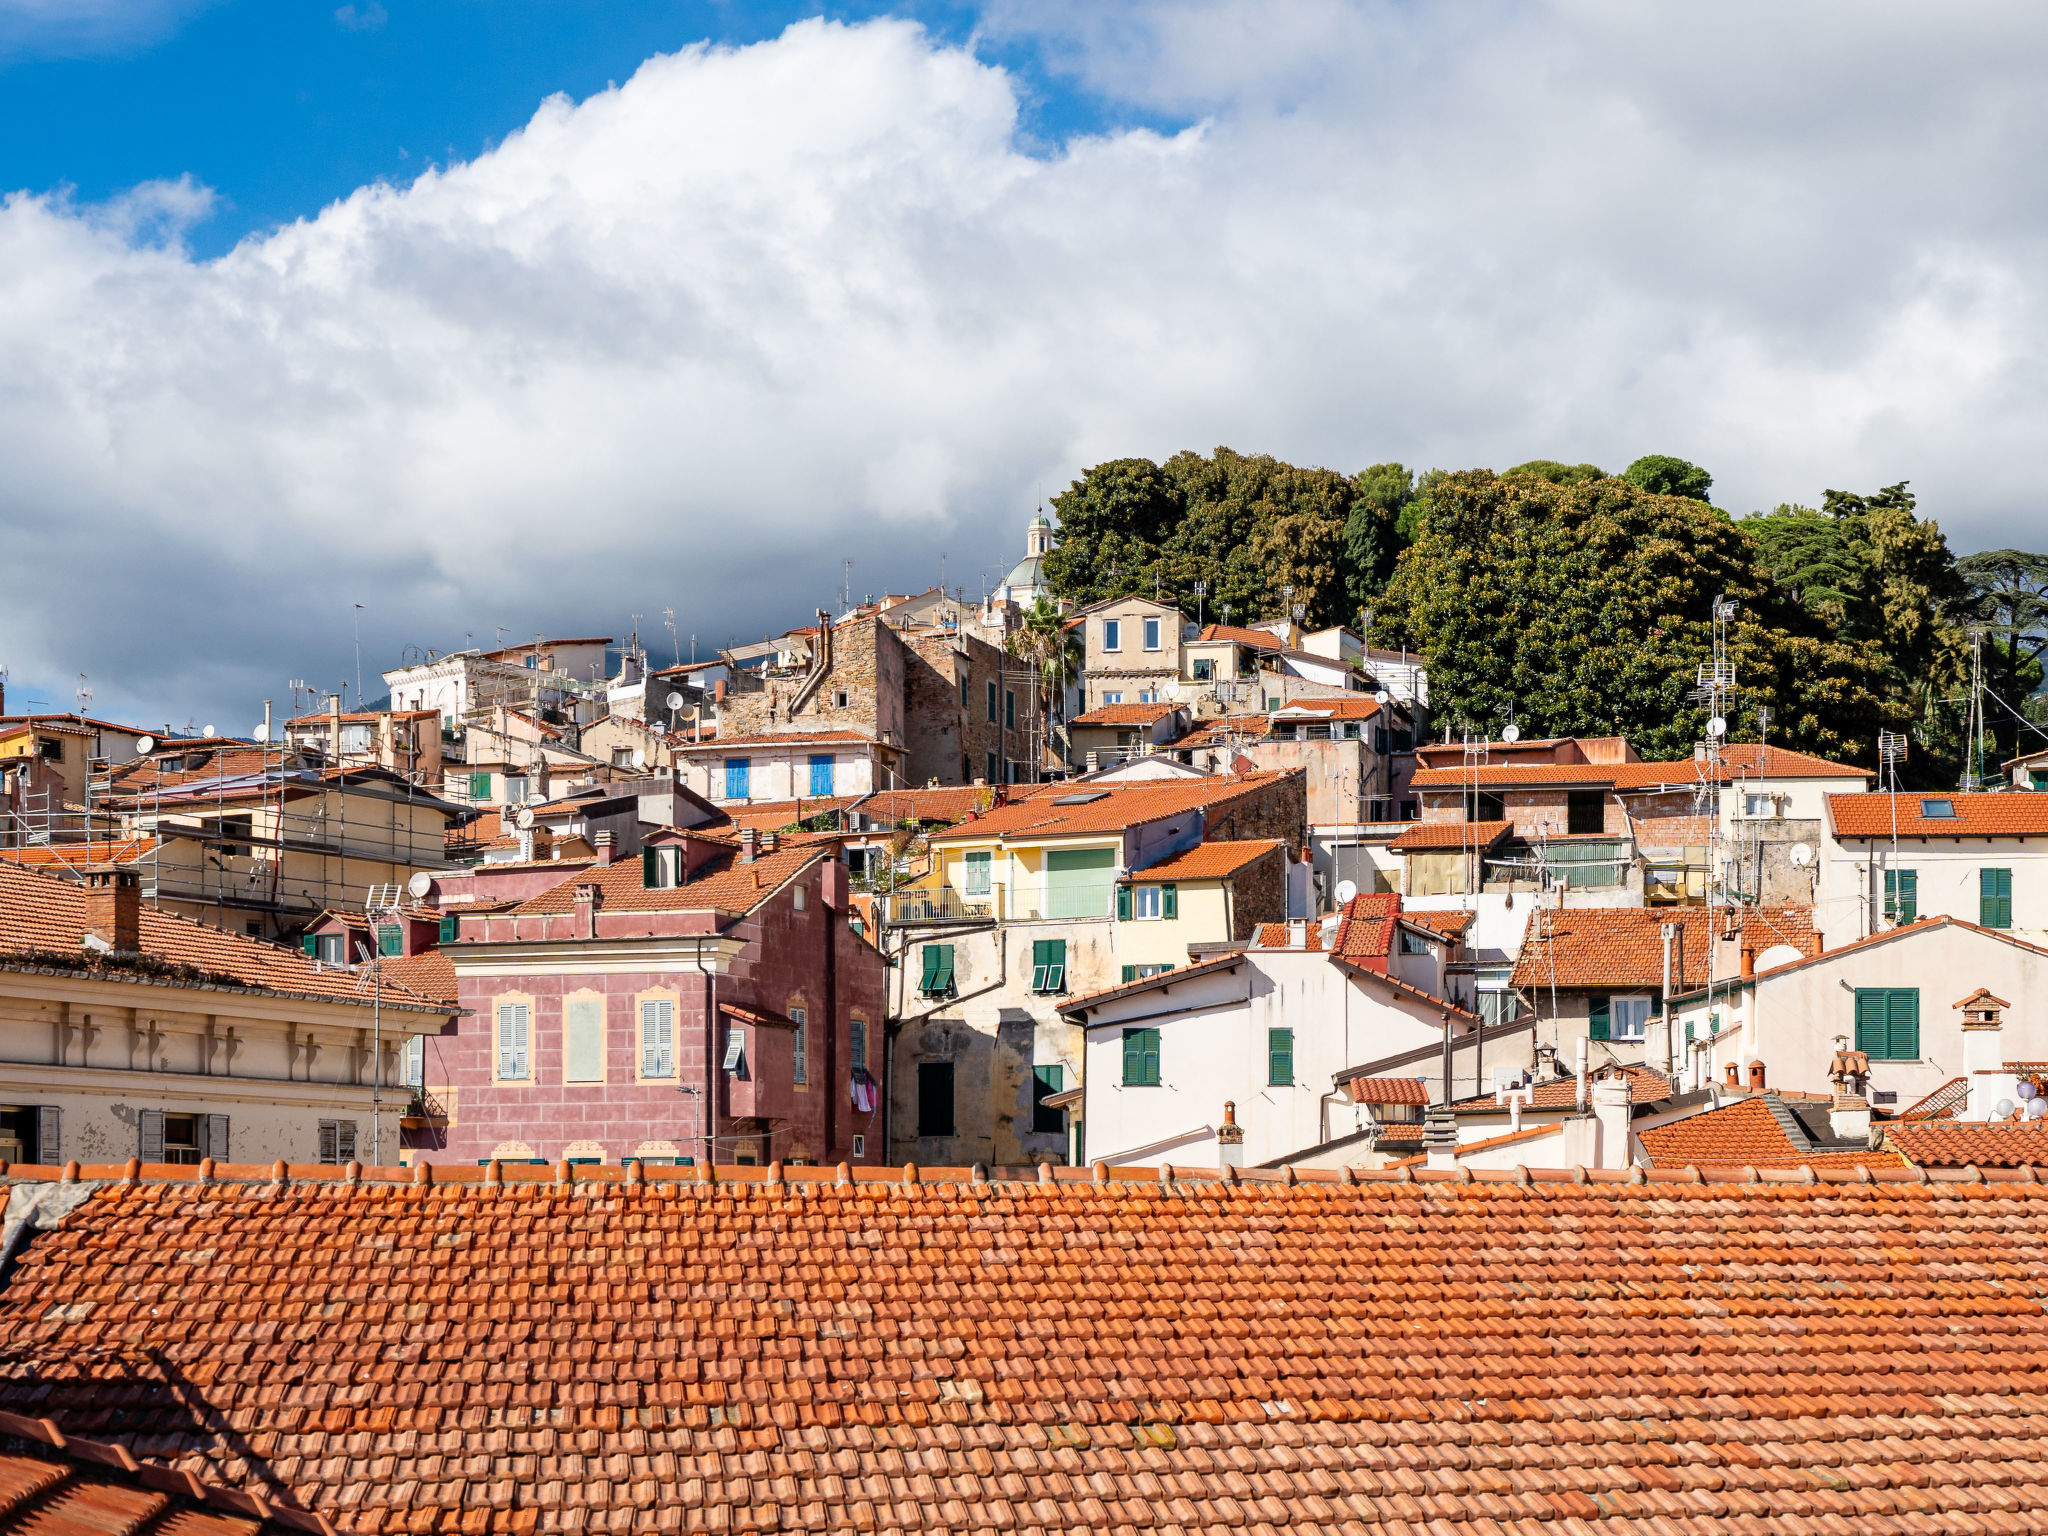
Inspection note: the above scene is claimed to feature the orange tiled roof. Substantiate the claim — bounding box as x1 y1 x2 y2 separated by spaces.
1510 904 1818 991
1829 790 2048 838
1056 951 1248 1014
375 949 456 1007
1887 1120 2048 1168
1173 715 1273 750
1122 839 1282 881
1269 696 1385 720
927 771 1294 843
1387 818 1512 852
850 785 985 827
0 1411 332 1535
1345 1076 1429 1105
1899 1076 1969 1121
1254 920 1322 950
9 1162 2048 1532
1331 891 1398 960
1638 1096 1905 1170
1452 1066 1674 1112
506 841 825 917
0 863 446 1012
0 836 158 869
1192 623 1284 650
1071 702 1179 727
1404 908 1475 938
1411 746 1863 792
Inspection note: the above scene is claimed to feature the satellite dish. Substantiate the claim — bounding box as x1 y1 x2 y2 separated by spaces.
515 806 536 830
1707 715 1726 738
631 749 647 769
1161 680 1180 701
135 735 156 755
1373 689 1391 706
406 871 435 899
252 723 270 743
1334 879 1359 906
201 725 217 739
1788 843 1813 867
1501 723 1520 744
666 692 686 711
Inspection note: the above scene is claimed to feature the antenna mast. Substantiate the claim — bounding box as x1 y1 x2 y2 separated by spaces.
1689 595 1738 1091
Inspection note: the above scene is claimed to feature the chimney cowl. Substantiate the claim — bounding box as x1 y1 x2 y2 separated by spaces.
82 869 141 955
740 826 759 863
593 830 615 866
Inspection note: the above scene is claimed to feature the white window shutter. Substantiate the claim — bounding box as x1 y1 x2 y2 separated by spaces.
498 1004 529 1080
138 1109 164 1163
318 1121 338 1164
35 1107 59 1166
337 1120 357 1164
201 1115 229 1162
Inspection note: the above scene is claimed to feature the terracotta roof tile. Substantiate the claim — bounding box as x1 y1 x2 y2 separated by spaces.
1121 839 1282 881
1388 818 1512 852
927 771 1295 842
1057 951 1248 1014
1071 702 1181 726
1254 920 1322 950
1887 1120 2048 1168
1510 904 1818 991
0 863 446 1012
0 837 158 869
506 841 824 917
1899 1076 1969 1121
1344 1076 1430 1105
1269 696 1386 720
1830 790 2048 838
1412 746 1865 791
373 949 456 1007
1173 715 1274 750
1192 623 1285 650
1638 1095 1904 1169
1451 1065 1675 1111
850 785 986 827
7 1161 2048 1532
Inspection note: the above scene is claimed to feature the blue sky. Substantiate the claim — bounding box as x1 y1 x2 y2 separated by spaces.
0 1 1146 259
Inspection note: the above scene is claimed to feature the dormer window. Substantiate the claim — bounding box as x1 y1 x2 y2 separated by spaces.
1920 798 1957 819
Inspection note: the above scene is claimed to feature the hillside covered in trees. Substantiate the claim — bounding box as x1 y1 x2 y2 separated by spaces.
1040 448 2046 785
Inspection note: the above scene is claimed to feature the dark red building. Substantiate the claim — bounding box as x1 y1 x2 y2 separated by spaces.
421 827 887 1167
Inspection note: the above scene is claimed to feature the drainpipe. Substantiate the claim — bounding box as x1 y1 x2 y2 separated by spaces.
695 939 720 1170
1660 921 1678 1080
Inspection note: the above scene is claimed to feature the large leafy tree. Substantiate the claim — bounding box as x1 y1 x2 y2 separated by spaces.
1621 455 1714 502
1371 471 1893 762
1342 462 1415 618
1956 548 2048 765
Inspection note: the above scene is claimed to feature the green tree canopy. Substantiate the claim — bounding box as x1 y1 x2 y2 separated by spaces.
1621 455 1713 502
1502 460 1606 487
1371 471 1893 762
1956 547 2048 765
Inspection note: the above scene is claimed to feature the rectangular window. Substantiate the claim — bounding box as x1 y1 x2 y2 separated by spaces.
1588 994 1611 1042
1133 884 1161 920
563 997 604 1083
403 1034 424 1089
641 999 675 1077
1032 1065 1065 1133
1162 883 1177 919
1142 616 1161 651
1566 790 1605 835
963 851 991 895
316 932 347 965
468 771 491 801
1884 868 1917 924
1268 1027 1293 1087
1466 790 1506 823
497 1002 530 1080
1744 793 1775 818
1030 938 1067 993
1373 727 1387 752
958 674 967 707
723 758 751 800
317 1119 357 1165
1102 692 1124 705
986 750 998 784
377 924 403 958
809 755 834 796
1005 690 1016 730
1122 1027 1161 1087
917 1062 955 1136
1981 867 2013 929
504 776 529 804
162 1113 201 1166
791 1006 808 1085
850 1017 868 1074
1612 997 1651 1041
1192 658 1214 681
919 944 956 997
1399 929 1430 955
1855 987 1920 1060
439 914 459 943
218 814 253 857
1103 618 1121 652
987 681 999 722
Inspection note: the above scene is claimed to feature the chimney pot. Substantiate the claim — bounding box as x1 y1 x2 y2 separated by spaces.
1747 1059 1766 1091
1740 944 1755 980
740 827 759 863
83 869 141 954
593 830 615 866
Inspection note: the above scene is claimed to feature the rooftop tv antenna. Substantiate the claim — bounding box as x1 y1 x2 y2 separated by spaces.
75 675 91 716
664 608 679 667
1962 626 1987 790
1688 595 1738 1087
1879 728 1908 920
1193 580 1208 628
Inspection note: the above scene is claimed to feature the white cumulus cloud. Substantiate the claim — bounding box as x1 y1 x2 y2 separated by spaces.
2 5 2047 726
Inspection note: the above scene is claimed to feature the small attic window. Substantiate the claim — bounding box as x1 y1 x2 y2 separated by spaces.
1052 791 1110 805
1919 798 1957 819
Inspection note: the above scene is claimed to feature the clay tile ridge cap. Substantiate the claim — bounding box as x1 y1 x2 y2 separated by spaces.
0 1408 336 1534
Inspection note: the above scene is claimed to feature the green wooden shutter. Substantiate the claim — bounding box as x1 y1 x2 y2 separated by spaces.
1268 1027 1293 1086
1116 884 1133 921
439 914 458 943
1161 884 1177 919
1030 939 1050 992
1887 989 1920 1060
469 771 491 800
1123 1027 1160 1086
1981 868 2013 929
1045 939 1065 991
1588 995 1611 1041
642 847 659 888
378 924 402 957
931 945 955 993
301 934 318 957
1885 868 1917 923
1854 989 1888 1056
1121 965 1136 983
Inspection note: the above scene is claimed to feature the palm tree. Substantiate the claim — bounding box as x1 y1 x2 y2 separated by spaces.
1007 598 1083 767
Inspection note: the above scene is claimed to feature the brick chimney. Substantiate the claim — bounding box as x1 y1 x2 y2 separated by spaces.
83 869 140 954
1960 988 2011 1120
1216 1100 1245 1169
740 827 758 864
573 881 602 940
593 830 614 867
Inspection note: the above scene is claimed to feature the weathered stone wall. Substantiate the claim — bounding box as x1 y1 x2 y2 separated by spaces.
719 618 903 746
1228 845 1288 939
903 631 1014 785
1206 772 1308 858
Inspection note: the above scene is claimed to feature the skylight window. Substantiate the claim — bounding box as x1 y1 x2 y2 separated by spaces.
1919 798 1957 819
1052 791 1111 805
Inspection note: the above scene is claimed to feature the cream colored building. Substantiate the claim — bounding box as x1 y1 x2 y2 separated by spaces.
1072 597 1186 712
0 865 451 1167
